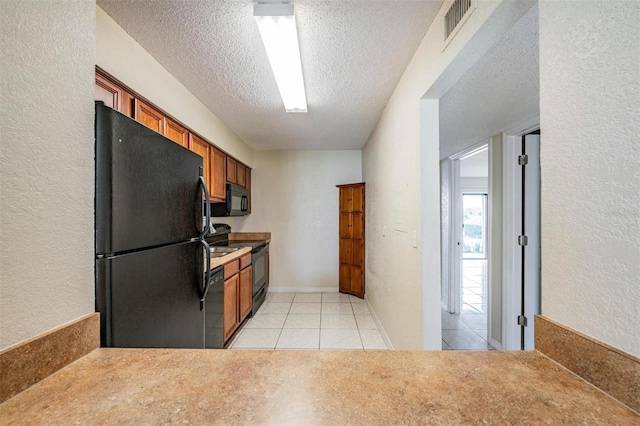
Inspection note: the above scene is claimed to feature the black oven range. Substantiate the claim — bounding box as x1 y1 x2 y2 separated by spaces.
205 224 268 316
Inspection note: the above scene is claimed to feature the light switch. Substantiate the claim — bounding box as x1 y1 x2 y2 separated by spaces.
315 221 321 228
382 225 386 237
412 230 417 248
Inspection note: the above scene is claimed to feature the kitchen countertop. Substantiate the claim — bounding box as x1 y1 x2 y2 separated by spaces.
0 349 637 424
209 246 252 269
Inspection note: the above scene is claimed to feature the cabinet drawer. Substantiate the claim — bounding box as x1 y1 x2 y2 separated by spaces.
240 253 252 270
224 259 239 278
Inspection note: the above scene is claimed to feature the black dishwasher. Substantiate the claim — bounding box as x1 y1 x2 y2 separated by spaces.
205 266 225 348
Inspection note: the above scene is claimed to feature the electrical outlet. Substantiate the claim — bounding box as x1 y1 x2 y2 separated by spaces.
412 230 417 248
382 225 386 237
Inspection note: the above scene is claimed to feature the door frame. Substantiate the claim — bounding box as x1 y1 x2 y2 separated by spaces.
447 141 489 317
501 117 540 350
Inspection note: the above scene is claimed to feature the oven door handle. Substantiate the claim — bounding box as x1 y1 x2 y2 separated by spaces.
200 239 211 311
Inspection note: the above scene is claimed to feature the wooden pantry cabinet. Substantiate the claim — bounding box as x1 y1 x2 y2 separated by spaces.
223 253 253 343
337 183 365 298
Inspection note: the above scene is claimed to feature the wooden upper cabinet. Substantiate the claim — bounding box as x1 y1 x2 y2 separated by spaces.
134 99 165 134
189 134 210 191
237 163 246 187
95 72 133 117
95 73 122 111
209 147 226 201
164 118 189 148
227 157 237 184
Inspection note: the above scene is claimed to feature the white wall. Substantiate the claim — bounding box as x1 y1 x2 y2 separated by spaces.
539 0 640 357
440 160 451 310
239 151 362 292
362 0 536 349
95 6 253 167
0 1 95 349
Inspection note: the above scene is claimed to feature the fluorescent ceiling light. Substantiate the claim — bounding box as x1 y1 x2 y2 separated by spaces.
254 3 307 113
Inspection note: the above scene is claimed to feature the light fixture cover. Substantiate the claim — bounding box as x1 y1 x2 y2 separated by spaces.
254 3 307 113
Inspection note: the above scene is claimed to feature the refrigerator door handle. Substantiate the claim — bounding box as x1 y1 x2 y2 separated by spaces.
200 239 211 311
198 173 211 239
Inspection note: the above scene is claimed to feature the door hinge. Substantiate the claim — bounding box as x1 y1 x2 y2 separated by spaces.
518 235 528 246
517 315 528 327
518 154 528 166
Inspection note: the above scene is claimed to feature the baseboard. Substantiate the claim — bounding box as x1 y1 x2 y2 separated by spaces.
0 313 100 404
364 295 394 350
489 337 502 351
268 286 338 293
535 315 639 414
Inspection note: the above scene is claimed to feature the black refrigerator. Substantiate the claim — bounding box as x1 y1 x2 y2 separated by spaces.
94 101 218 349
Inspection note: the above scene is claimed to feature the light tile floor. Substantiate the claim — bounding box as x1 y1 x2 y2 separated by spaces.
441 309 494 350
229 292 388 350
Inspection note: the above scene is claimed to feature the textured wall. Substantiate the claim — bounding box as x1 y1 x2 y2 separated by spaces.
488 133 503 345
362 0 536 349
440 160 451 310
0 1 95 349
539 1 640 357
240 151 362 292
95 7 253 167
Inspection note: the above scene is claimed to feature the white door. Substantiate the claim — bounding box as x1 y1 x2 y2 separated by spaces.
521 133 540 349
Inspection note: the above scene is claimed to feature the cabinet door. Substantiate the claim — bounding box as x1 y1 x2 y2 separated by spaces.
339 239 352 264
237 163 246 187
223 275 239 342
164 118 189 148
351 185 364 212
239 266 253 321
227 157 237 183
339 213 352 239
134 99 165 134
351 239 364 267
339 264 350 293
209 147 226 201
189 134 210 192
352 213 364 240
340 187 352 212
246 168 252 213
350 267 364 297
95 73 122 112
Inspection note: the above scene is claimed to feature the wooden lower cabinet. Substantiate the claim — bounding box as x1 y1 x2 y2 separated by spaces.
223 255 253 344
339 265 363 295
239 266 253 320
223 274 239 342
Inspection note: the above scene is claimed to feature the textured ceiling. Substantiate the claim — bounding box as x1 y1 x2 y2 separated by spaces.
439 4 539 159
97 0 443 150
460 149 488 178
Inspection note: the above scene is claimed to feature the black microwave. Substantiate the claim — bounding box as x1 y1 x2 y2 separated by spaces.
210 183 248 217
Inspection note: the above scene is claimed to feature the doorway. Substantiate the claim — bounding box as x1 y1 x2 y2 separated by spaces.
442 145 494 350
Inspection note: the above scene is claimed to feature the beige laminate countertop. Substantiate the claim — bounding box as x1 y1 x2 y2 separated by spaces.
209 246 252 269
0 349 637 424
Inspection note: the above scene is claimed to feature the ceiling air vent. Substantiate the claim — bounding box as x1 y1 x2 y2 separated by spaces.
444 0 476 43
